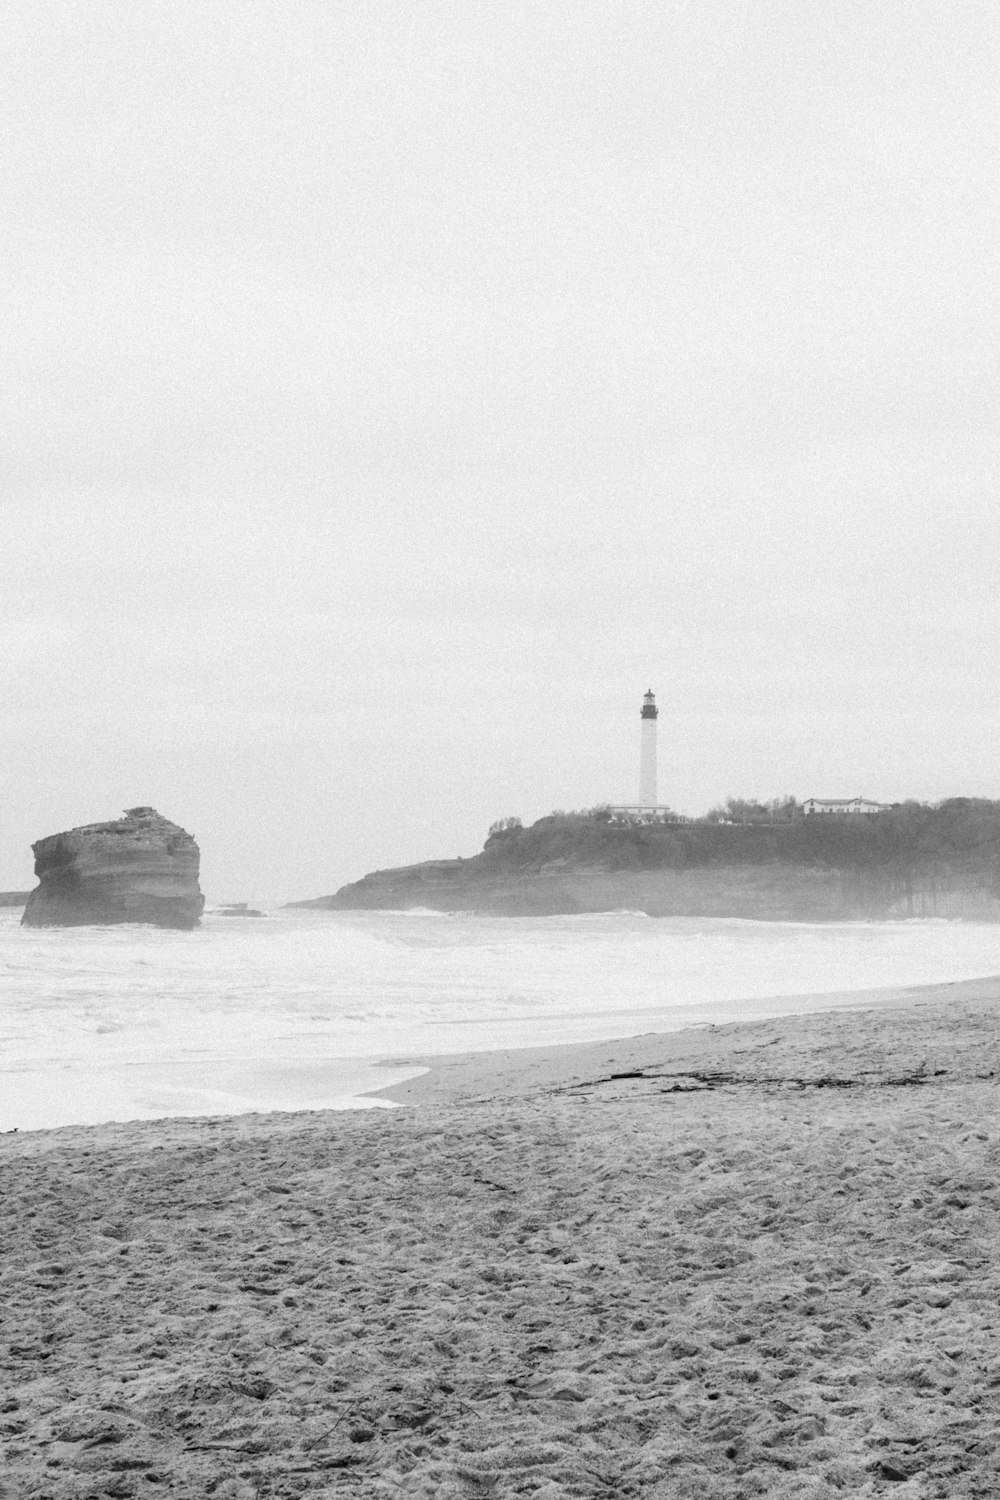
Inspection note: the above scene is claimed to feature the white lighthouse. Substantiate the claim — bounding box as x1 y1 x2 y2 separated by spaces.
639 689 658 805
607 689 675 823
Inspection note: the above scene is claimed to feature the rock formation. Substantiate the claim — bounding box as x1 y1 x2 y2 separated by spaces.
21 807 204 929
288 803 1000 921
296 861 1000 921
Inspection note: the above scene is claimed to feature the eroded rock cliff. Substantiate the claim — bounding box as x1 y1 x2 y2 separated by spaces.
289 802 1000 921
297 861 1000 920
22 807 204 929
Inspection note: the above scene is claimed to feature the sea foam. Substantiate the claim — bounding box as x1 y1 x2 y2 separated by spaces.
2 907 999 1130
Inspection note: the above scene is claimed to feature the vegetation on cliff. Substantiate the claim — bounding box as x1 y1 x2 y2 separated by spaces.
479 799 1000 884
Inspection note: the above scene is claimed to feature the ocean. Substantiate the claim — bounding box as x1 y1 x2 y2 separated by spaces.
2 906 1000 1131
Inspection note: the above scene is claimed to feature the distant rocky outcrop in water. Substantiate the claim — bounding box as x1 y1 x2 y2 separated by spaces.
0 891 32 908
21 807 204 930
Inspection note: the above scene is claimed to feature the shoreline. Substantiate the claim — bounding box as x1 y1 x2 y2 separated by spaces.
2 971 998 1150
372 971 1000 1108
7 902 1000 1135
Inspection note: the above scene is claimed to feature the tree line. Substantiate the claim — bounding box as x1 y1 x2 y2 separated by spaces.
481 799 1000 877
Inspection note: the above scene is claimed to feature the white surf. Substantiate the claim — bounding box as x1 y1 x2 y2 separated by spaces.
2 907 999 1131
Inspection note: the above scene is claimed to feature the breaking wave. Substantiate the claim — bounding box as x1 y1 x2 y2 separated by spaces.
2 907 999 1131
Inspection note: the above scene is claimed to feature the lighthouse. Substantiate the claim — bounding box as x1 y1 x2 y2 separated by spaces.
639 689 658 805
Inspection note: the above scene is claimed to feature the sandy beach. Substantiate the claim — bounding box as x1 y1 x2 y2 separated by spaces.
3 977 1000 1498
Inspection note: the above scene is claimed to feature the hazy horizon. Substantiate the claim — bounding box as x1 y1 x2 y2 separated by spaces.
4 4 999 901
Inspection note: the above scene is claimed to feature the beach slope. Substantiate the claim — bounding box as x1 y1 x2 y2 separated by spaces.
3 987 1000 1496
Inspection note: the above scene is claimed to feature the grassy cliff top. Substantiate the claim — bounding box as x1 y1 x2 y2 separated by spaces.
477 799 1000 875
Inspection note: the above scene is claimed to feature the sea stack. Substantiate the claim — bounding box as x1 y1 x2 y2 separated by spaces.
21 807 204 930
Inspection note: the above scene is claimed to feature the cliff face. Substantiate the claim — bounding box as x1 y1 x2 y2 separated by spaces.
296 861 1000 921
22 807 204 930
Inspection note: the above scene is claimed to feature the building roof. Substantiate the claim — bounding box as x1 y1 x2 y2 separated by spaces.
804 797 889 807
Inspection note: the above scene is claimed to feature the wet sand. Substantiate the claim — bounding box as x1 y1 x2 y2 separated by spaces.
3 976 1000 1497
375 975 1000 1108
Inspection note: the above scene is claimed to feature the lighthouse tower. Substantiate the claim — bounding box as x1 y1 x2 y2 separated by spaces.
639 689 658 805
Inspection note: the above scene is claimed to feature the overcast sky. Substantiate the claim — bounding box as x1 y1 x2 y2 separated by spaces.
2 2 998 900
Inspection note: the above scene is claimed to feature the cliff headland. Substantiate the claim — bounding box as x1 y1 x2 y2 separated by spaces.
22 806 204 930
292 799 1000 920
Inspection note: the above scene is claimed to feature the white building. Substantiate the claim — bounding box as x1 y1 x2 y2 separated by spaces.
606 804 688 824
802 797 894 816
